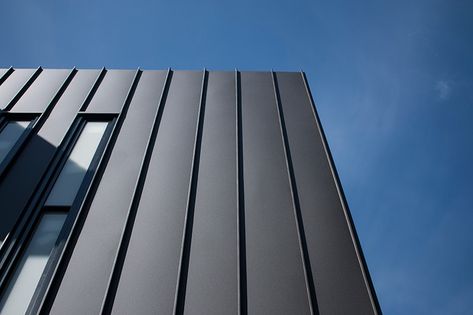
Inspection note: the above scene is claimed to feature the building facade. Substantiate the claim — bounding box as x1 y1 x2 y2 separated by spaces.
0 68 380 314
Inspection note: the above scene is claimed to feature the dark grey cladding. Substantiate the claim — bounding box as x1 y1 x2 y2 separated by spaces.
0 68 381 315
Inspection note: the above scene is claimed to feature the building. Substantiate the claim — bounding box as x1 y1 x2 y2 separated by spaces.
0 68 380 314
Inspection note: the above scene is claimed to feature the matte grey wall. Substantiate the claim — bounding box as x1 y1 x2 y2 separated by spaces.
0 68 380 315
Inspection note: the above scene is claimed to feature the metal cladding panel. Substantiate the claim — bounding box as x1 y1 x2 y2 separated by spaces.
0 68 380 315
240 72 312 315
48 71 167 315
0 68 37 110
276 72 376 314
183 71 238 315
111 71 203 315
85 70 136 113
0 70 101 243
11 69 71 112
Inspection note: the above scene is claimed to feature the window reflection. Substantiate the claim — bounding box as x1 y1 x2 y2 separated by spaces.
0 213 66 315
0 121 31 164
46 122 108 206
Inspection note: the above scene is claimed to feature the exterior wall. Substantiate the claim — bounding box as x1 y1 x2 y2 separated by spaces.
0 68 380 314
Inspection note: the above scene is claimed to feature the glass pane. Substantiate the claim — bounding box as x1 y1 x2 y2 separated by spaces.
0 120 31 164
0 213 66 315
46 122 108 206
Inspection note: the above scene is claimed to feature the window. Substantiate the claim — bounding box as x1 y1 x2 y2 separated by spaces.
0 118 112 315
0 213 66 315
46 122 108 206
0 119 33 165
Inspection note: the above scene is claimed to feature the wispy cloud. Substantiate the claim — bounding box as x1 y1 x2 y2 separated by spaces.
436 80 451 100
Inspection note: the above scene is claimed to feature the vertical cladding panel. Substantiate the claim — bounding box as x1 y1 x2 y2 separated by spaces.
85 70 136 113
240 72 311 314
11 69 71 112
111 71 203 315
48 71 167 315
183 71 238 315
275 72 376 314
0 70 101 243
0 69 37 110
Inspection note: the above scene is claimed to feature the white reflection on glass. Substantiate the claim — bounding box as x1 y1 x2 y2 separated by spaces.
46 122 108 206
0 213 66 315
0 121 30 164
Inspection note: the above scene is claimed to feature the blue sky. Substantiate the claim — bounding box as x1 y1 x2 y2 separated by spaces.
1 0 472 313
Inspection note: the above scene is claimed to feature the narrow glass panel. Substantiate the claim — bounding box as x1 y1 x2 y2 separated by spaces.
0 120 31 164
0 213 66 315
46 122 108 206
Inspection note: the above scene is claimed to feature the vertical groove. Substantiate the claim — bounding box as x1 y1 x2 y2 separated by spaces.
236 70 247 315
79 68 107 112
173 70 208 315
300 72 382 315
0 67 14 86
100 69 173 314
272 72 319 315
4 67 42 111
38 69 143 315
